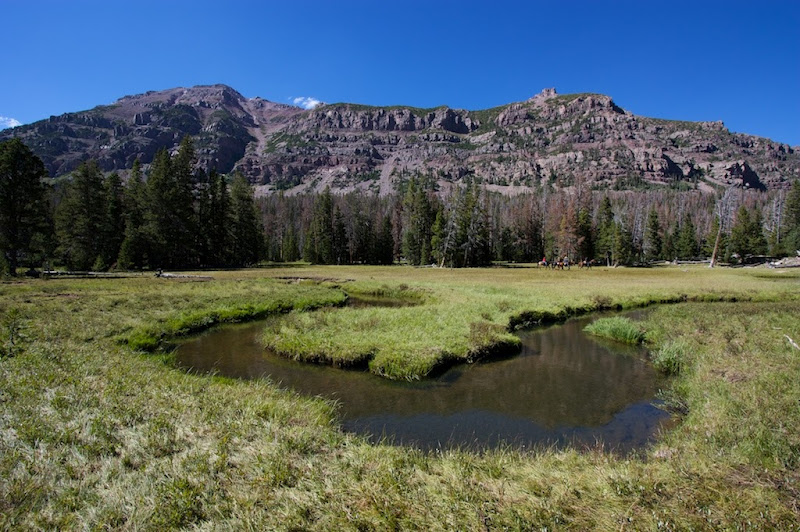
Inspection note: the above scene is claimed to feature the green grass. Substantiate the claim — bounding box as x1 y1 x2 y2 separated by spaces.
1 265 799 529
651 337 689 375
583 316 646 345
262 264 798 380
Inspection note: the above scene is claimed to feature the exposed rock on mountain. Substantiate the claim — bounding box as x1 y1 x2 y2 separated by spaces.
2 84 797 194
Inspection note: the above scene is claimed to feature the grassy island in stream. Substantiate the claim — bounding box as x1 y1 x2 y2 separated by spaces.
1 264 799 529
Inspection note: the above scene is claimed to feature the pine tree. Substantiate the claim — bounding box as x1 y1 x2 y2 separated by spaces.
430 209 444 264
306 187 334 264
117 160 148 269
55 160 108 270
750 207 768 256
139 139 200 268
596 196 615 265
676 214 698 259
349 208 373 264
229 174 263 266
100 172 125 269
142 148 172 267
662 222 679 262
575 207 594 262
612 222 634 265
785 180 800 254
703 215 719 257
644 209 662 262
730 205 767 262
169 136 200 267
0 139 50 275
374 214 394 265
282 221 299 262
402 177 434 265
202 169 231 266
332 206 347 265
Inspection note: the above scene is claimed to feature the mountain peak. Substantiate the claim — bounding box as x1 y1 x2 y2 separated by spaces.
529 87 558 102
1 84 797 194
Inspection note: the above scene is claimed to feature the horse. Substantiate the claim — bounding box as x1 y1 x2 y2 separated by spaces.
578 259 595 269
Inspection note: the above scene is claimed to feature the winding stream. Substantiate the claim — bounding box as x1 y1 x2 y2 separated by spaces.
175 310 670 452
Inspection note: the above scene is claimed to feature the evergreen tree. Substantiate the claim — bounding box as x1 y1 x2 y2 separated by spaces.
195 171 211 266
516 206 543 263
662 222 679 262
703 215 720 257
306 187 334 264
332 206 347 264
229 174 263 266
349 208 373 264
767 227 784 257
169 136 200 267
454 184 491 267
612 222 634 265
0 139 50 275
644 209 662 262
55 160 108 270
139 139 200 268
575 207 594 262
374 214 394 265
100 172 125 268
211 170 232 265
117 160 148 269
783 180 800 254
142 148 172 267
282 222 299 262
596 197 615 265
676 214 698 259
750 207 768 255
495 226 516 262
730 205 767 261
402 177 434 265
703 215 730 265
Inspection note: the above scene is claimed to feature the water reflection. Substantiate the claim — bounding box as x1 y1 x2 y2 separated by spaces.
176 313 669 452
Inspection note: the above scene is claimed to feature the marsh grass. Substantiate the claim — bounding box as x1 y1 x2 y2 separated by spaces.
1 265 799 529
652 337 689 375
262 264 798 380
583 316 646 344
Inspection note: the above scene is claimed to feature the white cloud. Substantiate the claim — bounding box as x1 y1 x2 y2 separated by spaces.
0 116 22 130
291 96 322 110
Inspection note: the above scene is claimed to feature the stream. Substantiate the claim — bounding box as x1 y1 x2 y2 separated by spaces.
175 310 670 452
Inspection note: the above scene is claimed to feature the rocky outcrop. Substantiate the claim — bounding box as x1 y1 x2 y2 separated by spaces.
1 85 797 194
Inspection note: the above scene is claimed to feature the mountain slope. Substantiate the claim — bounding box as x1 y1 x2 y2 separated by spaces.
2 84 797 193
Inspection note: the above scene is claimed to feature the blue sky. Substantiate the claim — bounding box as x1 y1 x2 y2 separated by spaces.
1 0 798 145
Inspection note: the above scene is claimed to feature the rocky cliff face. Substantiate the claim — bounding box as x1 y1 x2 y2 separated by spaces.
2 85 303 178
2 84 797 194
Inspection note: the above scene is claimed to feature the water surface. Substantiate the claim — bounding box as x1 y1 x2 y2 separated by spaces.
176 312 669 452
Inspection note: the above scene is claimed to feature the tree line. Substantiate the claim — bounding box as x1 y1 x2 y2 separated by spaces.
2 136 800 276
259 175 800 267
0 137 263 274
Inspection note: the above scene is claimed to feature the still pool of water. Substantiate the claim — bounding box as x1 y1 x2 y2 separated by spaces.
175 313 670 452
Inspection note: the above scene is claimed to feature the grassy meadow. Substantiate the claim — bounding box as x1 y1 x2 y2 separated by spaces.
1 264 799 529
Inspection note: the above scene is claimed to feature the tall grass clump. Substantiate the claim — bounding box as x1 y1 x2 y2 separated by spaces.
652 338 688 375
583 316 645 345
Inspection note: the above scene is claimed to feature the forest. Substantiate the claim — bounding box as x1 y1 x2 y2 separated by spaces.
2 136 800 275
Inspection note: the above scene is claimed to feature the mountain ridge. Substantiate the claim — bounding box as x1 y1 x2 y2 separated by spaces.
2 84 797 194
